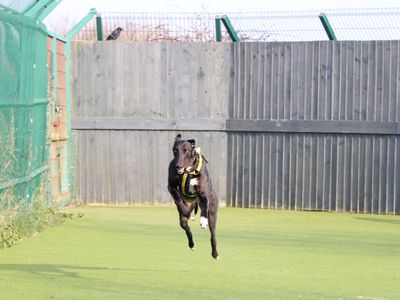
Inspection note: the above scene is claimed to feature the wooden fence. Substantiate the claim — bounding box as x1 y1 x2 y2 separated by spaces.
71 41 400 213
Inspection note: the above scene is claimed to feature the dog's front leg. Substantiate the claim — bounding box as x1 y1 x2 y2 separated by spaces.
199 190 219 259
197 177 211 229
168 185 191 218
198 194 209 229
179 213 195 250
168 185 195 250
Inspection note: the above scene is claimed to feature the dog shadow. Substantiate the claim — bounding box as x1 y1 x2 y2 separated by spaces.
0 264 124 279
354 216 400 225
0 264 191 279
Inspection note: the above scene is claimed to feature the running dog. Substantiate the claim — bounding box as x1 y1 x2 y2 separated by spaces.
167 134 219 259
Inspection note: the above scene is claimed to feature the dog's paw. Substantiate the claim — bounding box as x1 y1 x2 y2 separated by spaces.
211 253 219 260
200 217 208 229
191 245 196 251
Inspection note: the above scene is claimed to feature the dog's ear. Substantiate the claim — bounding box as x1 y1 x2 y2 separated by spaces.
187 139 196 148
175 134 182 141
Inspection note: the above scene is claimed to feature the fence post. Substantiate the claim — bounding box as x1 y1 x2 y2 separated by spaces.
319 13 337 41
24 0 63 20
38 0 62 21
215 16 222 42
221 15 240 42
96 13 103 41
24 0 52 18
66 8 96 40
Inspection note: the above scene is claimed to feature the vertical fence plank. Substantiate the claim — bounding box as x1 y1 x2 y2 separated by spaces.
395 138 400 214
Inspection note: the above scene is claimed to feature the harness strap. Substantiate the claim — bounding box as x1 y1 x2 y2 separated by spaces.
180 152 203 199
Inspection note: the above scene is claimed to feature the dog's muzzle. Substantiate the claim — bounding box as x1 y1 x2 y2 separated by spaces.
177 166 193 174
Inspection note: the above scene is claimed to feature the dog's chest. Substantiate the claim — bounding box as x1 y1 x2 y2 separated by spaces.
178 173 199 201
187 178 198 194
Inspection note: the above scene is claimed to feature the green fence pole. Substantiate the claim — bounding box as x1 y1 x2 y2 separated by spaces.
221 15 240 42
66 8 96 41
24 0 51 18
96 14 103 41
215 17 222 42
37 0 63 21
62 9 96 204
319 13 337 41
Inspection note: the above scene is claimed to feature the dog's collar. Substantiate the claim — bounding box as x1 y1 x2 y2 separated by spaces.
178 148 204 176
180 152 204 176
185 152 203 176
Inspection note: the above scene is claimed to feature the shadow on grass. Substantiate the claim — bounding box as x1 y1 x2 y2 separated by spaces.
354 217 400 225
0 264 191 279
0 264 187 297
0 264 127 278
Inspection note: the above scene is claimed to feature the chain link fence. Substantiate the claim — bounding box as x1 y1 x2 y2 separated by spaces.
74 8 400 42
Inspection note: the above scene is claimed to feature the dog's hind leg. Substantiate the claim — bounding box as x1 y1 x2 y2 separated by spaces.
208 191 219 259
179 214 195 250
190 202 198 221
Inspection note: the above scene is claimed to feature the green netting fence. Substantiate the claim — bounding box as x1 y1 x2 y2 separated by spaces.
0 8 49 205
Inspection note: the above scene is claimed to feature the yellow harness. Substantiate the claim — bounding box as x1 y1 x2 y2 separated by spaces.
179 151 203 202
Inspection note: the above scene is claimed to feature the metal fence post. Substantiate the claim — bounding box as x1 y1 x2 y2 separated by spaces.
319 13 337 41
66 8 96 40
96 13 103 41
215 16 222 42
221 15 240 42
37 0 63 21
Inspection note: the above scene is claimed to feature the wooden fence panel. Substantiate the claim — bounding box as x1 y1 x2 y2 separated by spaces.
227 42 400 213
71 41 400 213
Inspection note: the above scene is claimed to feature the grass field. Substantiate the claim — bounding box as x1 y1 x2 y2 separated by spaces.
0 207 399 300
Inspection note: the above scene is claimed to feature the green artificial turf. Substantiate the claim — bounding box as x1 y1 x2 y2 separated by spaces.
0 207 399 299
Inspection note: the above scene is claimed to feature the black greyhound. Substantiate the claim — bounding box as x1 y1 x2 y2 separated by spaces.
168 134 219 259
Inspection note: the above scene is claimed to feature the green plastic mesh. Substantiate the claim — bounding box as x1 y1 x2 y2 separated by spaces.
0 8 49 204
0 1 37 14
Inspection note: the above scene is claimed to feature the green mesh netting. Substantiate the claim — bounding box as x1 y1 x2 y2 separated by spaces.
0 8 49 203
0 1 37 14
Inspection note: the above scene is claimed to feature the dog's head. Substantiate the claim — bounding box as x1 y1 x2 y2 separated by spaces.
172 134 196 174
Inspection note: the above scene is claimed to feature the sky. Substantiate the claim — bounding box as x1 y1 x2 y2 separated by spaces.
44 0 400 33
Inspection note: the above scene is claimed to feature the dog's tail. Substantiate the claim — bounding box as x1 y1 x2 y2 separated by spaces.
194 202 198 215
